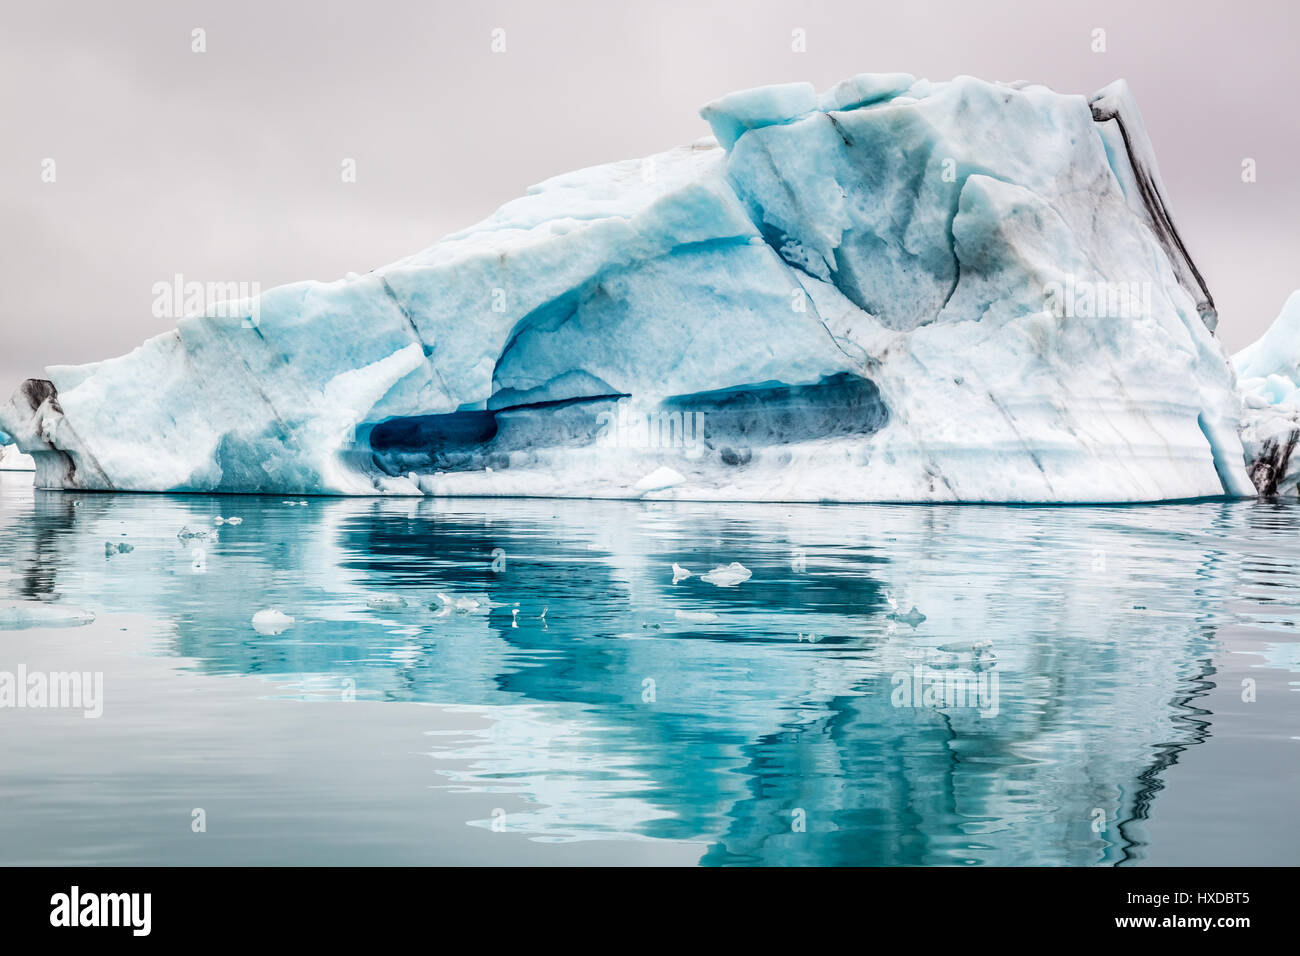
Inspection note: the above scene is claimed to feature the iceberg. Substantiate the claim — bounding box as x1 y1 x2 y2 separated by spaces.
1233 291 1300 495
0 73 1257 502
0 429 34 472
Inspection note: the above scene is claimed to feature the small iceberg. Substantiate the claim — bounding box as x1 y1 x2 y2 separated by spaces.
701 562 752 587
434 593 509 615
366 594 408 610
671 563 692 584
927 640 996 668
883 589 926 628
890 607 927 628
674 609 720 624
251 609 295 635
0 601 96 630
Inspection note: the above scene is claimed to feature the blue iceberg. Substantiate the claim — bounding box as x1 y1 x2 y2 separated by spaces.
0 74 1255 501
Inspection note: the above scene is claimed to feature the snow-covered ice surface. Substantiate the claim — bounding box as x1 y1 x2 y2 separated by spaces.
0 73 1254 502
1234 291 1300 495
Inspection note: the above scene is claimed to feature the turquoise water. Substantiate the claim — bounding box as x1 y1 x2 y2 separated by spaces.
1 471 1297 866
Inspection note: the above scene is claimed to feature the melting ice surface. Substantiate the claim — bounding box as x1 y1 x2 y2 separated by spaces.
0 471 1298 865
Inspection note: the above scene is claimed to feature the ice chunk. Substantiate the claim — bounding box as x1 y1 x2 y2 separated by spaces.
700 562 752 587
0 601 95 629
366 594 408 610
890 606 927 628
674 609 720 623
251 609 295 635
671 562 692 584
434 593 493 614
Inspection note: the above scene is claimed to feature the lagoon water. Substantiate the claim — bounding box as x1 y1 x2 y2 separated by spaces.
0 471 1297 866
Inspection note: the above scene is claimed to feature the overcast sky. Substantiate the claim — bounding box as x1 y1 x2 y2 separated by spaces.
2 0 1297 393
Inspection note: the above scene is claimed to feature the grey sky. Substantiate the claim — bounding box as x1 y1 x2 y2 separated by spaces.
2 0 1297 394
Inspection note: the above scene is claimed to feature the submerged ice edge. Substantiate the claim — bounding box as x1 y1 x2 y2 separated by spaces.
0 72 1266 503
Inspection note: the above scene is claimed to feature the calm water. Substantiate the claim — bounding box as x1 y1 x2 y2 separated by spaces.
1 470 1297 866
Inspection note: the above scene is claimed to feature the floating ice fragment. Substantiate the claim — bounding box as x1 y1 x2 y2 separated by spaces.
366 595 408 610
435 593 482 613
251 609 295 635
0 601 95 629
177 525 210 540
701 562 752 587
889 606 927 628
928 640 995 668
671 563 692 584
675 609 720 623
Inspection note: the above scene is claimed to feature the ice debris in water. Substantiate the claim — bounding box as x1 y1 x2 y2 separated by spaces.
675 609 720 623
671 563 692 584
177 525 210 540
434 593 510 615
892 607 927 628
104 541 133 556
213 516 244 526
251 609 295 635
365 594 408 610
701 562 752 587
0 601 95 629
926 640 996 668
